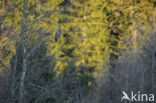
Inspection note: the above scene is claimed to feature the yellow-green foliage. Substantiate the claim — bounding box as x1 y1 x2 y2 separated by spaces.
0 0 155 79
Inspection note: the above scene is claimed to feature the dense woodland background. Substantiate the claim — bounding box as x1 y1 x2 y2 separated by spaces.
0 0 156 103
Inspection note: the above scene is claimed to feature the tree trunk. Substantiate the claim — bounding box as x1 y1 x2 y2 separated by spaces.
19 0 28 102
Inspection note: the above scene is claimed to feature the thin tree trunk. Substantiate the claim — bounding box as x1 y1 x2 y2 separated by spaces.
11 52 18 103
82 2 86 65
19 59 27 103
19 0 28 103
